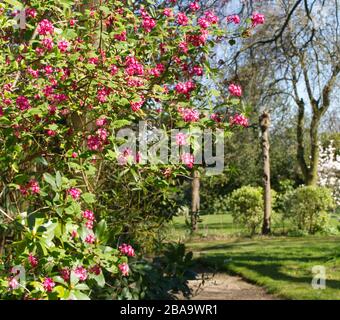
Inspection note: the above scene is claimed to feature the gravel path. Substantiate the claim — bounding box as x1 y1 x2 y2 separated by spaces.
180 273 280 300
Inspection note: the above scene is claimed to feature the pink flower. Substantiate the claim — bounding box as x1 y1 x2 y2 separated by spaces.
57 40 69 53
228 83 242 97
74 266 87 281
28 253 38 268
69 19 77 27
119 243 135 257
88 57 99 65
119 263 129 276
87 135 103 151
71 152 78 158
163 8 173 17
85 234 95 244
192 65 203 76
89 265 101 275
118 148 133 166
179 108 200 122
227 15 240 24
229 114 249 127
210 113 222 123
42 37 54 50
85 220 93 230
8 277 19 290
181 153 195 168
177 12 189 26
71 230 78 239
189 2 200 12
96 117 107 127
131 99 144 112
175 133 187 146
114 31 127 41
125 56 144 76
42 277 55 292
28 179 40 194
25 8 37 19
60 268 70 281
198 18 210 29
204 10 219 24
110 64 118 75
251 13 265 27
67 187 82 200
37 19 54 36
16 96 31 111
82 210 95 221
142 16 156 33
179 41 189 54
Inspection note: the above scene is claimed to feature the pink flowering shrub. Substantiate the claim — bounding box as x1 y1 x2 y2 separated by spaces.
0 0 257 300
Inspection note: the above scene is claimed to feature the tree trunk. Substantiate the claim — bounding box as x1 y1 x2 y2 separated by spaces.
191 170 200 233
306 113 321 185
260 112 271 235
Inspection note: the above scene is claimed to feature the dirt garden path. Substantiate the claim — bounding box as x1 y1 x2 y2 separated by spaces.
180 273 280 300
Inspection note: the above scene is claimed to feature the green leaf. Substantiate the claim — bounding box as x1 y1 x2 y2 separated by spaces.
56 171 62 189
81 193 96 204
43 173 56 190
95 220 108 243
72 290 90 300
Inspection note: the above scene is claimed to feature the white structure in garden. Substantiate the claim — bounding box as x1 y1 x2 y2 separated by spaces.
318 141 340 206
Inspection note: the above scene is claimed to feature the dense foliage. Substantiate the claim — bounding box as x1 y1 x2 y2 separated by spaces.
0 0 259 299
284 186 335 234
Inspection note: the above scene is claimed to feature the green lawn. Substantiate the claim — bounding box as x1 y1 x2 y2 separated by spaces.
168 214 340 300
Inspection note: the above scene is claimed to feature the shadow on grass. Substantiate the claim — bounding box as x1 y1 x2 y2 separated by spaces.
194 251 340 291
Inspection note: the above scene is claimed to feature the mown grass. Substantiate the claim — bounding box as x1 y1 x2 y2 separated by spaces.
167 214 340 300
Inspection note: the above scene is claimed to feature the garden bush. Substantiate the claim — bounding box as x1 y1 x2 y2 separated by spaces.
284 186 335 234
227 186 276 235
0 0 257 299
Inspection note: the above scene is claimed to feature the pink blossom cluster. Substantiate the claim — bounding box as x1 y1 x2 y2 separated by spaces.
178 107 200 123
19 179 40 196
251 13 265 27
189 2 200 12
228 83 242 97
149 64 165 77
87 128 109 151
114 31 127 41
28 253 39 268
89 265 101 275
16 96 31 111
210 113 222 123
186 29 209 47
85 234 96 244
119 243 135 257
8 277 19 290
198 10 219 29
163 8 173 17
140 9 156 33
125 56 144 76
118 147 133 165
229 114 249 127
57 40 70 53
227 15 240 24
181 153 195 169
43 277 55 292
37 19 54 36
67 187 82 200
119 263 129 276
74 266 88 281
130 97 144 112
175 81 195 96
83 209 95 229
177 12 189 26
175 132 187 146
